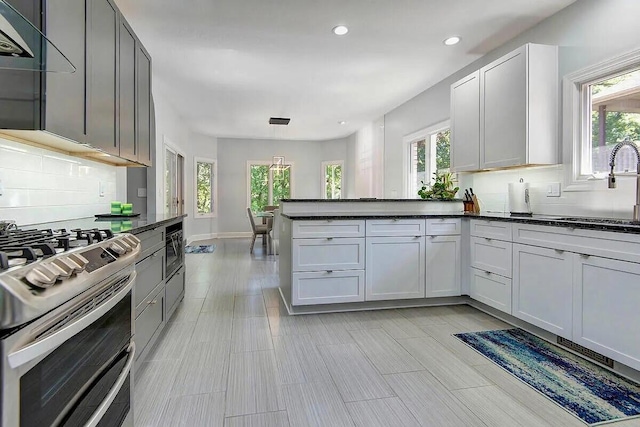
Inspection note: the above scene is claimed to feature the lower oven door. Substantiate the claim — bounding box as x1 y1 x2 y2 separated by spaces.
3 271 135 427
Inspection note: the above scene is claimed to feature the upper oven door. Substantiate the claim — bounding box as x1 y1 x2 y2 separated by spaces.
6 272 135 427
166 230 183 276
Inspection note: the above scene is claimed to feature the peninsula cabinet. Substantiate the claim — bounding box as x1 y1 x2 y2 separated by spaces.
426 235 461 297
573 255 640 370
450 43 558 172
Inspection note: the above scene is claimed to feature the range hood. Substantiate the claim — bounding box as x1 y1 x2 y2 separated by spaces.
0 0 74 72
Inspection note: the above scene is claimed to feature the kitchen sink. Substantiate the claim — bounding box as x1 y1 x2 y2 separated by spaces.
554 217 640 225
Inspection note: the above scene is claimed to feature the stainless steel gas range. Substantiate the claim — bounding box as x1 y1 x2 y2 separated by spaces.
0 223 140 427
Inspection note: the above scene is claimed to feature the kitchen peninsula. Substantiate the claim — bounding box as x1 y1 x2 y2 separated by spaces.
279 199 640 372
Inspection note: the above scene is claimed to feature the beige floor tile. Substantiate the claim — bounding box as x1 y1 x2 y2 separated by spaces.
231 316 274 352
134 359 181 427
224 411 290 427
170 298 204 322
145 321 195 361
234 294 268 318
171 340 231 395
420 323 491 366
159 392 225 427
273 334 332 384
304 314 355 345
267 305 310 336
396 305 459 326
191 311 233 343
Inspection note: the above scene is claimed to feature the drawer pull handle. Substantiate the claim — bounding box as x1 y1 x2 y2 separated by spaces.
414 236 422 239
485 237 492 242
484 271 492 275
148 300 158 305
326 237 333 241
580 254 590 259
555 249 565 254
326 270 333 273
429 235 436 239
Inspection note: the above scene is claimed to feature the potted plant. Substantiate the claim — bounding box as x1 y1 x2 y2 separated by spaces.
418 171 459 200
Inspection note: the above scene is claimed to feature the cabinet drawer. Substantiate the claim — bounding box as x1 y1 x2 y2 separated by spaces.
166 266 185 316
470 219 512 241
292 270 365 305
135 248 164 309
366 219 426 237
470 268 512 314
426 218 461 236
135 227 165 259
134 286 165 359
471 236 512 278
293 220 365 238
293 238 364 272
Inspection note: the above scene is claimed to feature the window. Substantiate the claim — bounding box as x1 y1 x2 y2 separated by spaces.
403 122 450 198
195 157 216 217
247 161 292 212
566 49 640 184
323 161 343 199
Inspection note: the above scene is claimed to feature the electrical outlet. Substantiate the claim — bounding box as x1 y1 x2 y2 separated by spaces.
546 182 561 197
99 181 105 197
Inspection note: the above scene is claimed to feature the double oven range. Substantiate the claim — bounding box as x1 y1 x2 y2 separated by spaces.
0 225 140 426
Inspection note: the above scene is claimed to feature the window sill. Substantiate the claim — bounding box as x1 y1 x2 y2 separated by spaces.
195 213 217 219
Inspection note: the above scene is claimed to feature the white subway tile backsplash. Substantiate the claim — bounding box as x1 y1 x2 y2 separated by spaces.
0 137 120 226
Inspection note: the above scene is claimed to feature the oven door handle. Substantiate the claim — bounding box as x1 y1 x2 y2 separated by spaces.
7 272 136 369
84 341 135 427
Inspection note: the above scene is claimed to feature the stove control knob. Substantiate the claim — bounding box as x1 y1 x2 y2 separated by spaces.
68 253 89 272
25 265 59 288
56 256 83 274
116 238 133 252
122 235 139 248
109 242 127 255
50 259 74 279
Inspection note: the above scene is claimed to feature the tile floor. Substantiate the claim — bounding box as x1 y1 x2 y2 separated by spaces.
134 238 640 427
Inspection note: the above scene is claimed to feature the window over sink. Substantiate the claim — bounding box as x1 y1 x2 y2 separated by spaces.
322 161 343 199
565 48 640 183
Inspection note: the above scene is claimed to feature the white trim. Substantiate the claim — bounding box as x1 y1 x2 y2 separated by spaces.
163 137 187 215
187 232 253 245
321 160 344 199
563 48 640 191
194 156 217 218
402 120 450 198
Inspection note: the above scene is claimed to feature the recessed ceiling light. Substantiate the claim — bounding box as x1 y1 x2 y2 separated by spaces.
443 36 461 46
338 120 347 125
333 25 349 36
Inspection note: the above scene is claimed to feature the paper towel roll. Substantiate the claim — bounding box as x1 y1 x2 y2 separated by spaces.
508 180 531 214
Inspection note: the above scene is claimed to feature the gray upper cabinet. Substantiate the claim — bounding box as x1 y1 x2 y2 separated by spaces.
136 44 152 166
44 0 87 143
88 0 119 156
0 0 154 167
119 19 137 161
450 71 480 172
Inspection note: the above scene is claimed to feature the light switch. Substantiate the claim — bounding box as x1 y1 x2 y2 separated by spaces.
99 181 105 197
546 182 561 197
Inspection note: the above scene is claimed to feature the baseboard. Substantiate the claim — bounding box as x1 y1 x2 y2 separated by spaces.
187 232 252 244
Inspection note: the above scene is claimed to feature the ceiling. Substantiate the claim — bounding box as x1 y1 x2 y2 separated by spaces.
114 0 576 141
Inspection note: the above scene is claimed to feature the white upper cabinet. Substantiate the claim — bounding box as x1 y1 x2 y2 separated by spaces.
450 71 480 171
450 43 558 172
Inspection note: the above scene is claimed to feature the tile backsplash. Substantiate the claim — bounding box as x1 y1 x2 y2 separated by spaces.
0 137 119 226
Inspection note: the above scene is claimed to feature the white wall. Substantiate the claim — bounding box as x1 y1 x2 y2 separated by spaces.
354 118 385 198
383 0 640 218
216 136 349 234
0 136 122 225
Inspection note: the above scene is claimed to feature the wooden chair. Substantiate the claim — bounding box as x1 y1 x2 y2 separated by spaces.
247 208 268 253
262 205 278 224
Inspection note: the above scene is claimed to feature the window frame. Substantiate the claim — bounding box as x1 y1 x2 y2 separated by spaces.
321 160 344 200
563 48 640 190
194 156 217 218
402 120 450 198
246 160 295 212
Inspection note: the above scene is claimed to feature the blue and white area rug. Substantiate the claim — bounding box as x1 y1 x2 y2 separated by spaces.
184 244 216 254
454 328 640 425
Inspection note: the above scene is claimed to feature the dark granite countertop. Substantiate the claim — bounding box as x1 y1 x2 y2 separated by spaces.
280 198 463 202
26 214 187 235
281 211 640 234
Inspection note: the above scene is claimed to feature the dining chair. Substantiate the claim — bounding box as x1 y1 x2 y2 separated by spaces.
247 207 268 254
262 205 278 224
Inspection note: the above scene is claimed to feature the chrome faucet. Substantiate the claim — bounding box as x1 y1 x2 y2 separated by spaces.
608 137 640 222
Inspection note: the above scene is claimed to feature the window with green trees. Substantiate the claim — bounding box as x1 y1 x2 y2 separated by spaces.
409 128 450 197
248 162 291 212
323 162 343 199
587 69 640 175
195 158 216 216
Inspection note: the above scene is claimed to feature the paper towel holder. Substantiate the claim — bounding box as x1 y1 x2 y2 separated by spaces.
509 178 533 217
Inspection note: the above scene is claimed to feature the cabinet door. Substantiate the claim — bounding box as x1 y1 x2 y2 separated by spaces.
480 46 527 169
512 243 572 338
118 18 137 161
366 236 425 301
573 256 640 371
426 235 460 297
45 0 87 143
450 71 480 171
136 43 152 166
88 0 118 155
